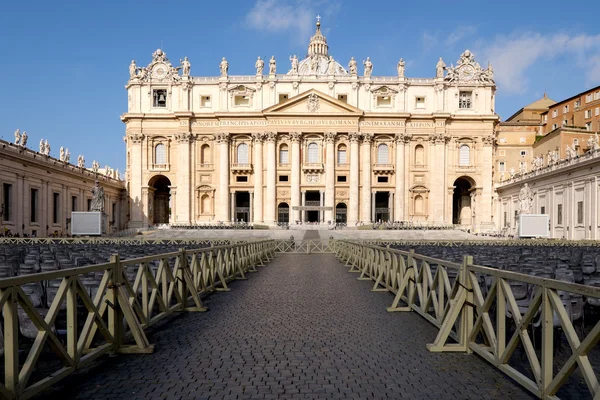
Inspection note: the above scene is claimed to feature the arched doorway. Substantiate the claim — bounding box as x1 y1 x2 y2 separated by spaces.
148 175 171 225
452 177 474 226
335 203 347 224
277 202 289 224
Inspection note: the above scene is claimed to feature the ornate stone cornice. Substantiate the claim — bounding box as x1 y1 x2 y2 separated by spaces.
252 132 265 143
289 132 302 143
361 133 373 144
482 135 495 146
348 132 360 143
264 132 277 142
215 132 230 144
324 132 336 143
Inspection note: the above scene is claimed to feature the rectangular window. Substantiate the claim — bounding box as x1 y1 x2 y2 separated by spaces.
577 201 584 224
234 95 250 106
552 123 558 130
459 91 472 109
415 97 425 108
279 148 289 164
586 94 592 103
552 109 558 118
278 175 288 182
71 196 77 212
563 105 569 113
586 122 592 131
87 199 92 211
574 100 581 108
499 161 505 172
557 204 563 225
2 183 12 221
543 114 547 122
595 107 599 116
520 150 527 157
152 89 167 107
30 188 38 223
337 148 347 164
519 137 526 144
53 192 60 224
200 96 211 107
236 176 248 182
562 119 568 126
337 94 347 103
499 138 506 144
278 93 288 103
376 96 391 107
337 175 347 183
585 110 592 118
541 206 546 215
377 176 389 183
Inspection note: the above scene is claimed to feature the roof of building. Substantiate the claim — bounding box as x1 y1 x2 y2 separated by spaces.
505 93 556 122
540 84 600 115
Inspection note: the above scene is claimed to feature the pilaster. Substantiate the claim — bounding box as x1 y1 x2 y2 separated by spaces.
324 132 336 223
394 132 410 222
217 132 230 222
128 133 145 228
360 133 372 223
252 133 265 223
175 132 192 224
348 132 360 226
290 132 301 223
265 132 277 225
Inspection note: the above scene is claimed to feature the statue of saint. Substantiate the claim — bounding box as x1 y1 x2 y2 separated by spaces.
348 57 357 76
20 131 27 147
289 55 298 74
518 183 533 215
180 57 191 76
92 160 99 173
327 56 336 75
77 155 85 168
509 167 516 178
14 129 20 144
363 57 373 77
269 56 276 75
397 58 405 78
436 57 446 78
64 148 70 163
90 181 105 212
137 67 148 81
129 60 137 78
219 57 229 77
39 138 44 153
309 55 319 74
59 146 65 161
44 140 50 156
115 169 120 180
255 56 264 75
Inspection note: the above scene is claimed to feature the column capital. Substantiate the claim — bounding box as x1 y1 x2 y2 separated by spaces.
394 133 412 144
348 132 361 143
174 132 193 143
482 135 495 146
129 133 145 144
264 131 277 142
324 132 336 143
360 133 373 144
290 132 302 143
216 132 230 144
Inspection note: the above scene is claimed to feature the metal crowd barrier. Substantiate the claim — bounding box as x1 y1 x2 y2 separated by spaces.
335 240 600 400
0 240 276 400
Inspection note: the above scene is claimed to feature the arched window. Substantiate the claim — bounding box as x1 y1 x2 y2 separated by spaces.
200 144 210 165
414 195 424 214
155 143 166 165
415 145 424 165
279 144 289 164
307 142 319 163
237 143 249 164
337 144 347 164
459 144 470 166
377 144 389 164
201 194 211 214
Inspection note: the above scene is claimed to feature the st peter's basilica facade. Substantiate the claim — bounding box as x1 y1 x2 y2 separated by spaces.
122 20 497 231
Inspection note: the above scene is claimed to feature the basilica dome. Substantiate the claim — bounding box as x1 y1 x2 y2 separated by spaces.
287 20 349 76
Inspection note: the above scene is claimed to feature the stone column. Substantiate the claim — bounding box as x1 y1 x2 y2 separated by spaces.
249 191 253 223
175 132 192 224
371 192 376 222
429 133 448 223
389 192 394 222
320 190 325 223
290 132 301 223
394 133 409 222
252 133 264 223
479 136 495 232
301 191 306 223
324 132 336 223
231 191 236 222
348 132 360 226
360 134 373 223
264 132 277 225
217 132 230 222
128 134 145 228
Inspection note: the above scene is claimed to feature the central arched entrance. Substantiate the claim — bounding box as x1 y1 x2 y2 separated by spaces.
277 202 290 224
452 176 474 226
335 203 347 224
148 175 171 225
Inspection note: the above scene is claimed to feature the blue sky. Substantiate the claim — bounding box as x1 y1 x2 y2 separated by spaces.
2 0 600 173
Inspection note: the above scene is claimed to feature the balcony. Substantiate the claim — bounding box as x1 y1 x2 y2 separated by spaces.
231 163 253 174
302 163 324 173
150 163 169 172
373 164 394 174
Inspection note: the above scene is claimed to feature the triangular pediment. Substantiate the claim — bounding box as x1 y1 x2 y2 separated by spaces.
263 89 363 116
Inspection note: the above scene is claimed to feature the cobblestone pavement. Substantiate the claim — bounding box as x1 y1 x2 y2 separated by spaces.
48 254 534 400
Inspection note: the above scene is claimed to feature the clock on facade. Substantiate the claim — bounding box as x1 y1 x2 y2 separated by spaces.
152 64 168 79
459 65 475 81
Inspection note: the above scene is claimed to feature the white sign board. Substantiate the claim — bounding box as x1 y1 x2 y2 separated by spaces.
71 212 104 235
518 214 549 238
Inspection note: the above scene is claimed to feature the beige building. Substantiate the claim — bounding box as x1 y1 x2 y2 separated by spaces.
542 85 600 134
122 21 498 232
0 138 126 237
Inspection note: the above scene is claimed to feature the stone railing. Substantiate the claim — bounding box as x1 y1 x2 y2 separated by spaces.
0 240 276 399
335 240 600 399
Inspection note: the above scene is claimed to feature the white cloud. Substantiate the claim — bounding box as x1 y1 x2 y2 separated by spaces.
446 26 476 46
478 32 600 93
245 0 340 39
